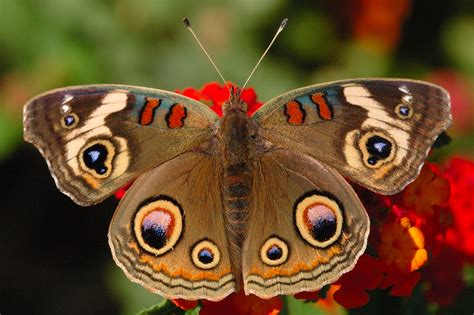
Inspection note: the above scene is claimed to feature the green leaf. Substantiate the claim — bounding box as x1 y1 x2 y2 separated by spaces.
105 263 163 315
284 296 345 315
138 299 185 315
137 299 200 315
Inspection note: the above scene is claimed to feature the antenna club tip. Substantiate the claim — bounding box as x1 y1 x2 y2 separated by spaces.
183 17 191 28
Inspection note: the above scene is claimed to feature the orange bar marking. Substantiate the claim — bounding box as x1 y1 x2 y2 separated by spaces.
311 92 333 120
139 98 161 125
166 103 187 128
284 100 305 124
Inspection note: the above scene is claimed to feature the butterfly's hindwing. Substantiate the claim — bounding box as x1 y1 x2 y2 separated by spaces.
242 149 369 297
108 152 236 301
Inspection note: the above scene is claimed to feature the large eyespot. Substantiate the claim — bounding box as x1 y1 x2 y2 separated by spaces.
260 236 289 266
133 196 183 256
60 113 79 129
358 131 396 168
79 139 115 178
295 192 343 248
191 239 220 269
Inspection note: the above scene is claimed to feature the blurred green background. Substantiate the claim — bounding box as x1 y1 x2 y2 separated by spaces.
0 0 472 314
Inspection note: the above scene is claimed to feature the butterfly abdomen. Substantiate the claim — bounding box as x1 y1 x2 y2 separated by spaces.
219 101 254 271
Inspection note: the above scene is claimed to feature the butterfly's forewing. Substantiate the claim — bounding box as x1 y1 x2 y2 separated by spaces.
252 79 452 195
108 151 236 301
242 149 369 297
23 85 218 205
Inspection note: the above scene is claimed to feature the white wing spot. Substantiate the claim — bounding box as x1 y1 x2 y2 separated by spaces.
399 85 410 94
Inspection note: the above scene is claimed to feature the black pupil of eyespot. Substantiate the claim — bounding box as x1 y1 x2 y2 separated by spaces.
267 245 283 260
64 115 75 126
311 216 337 242
399 106 410 116
366 135 392 164
83 144 108 175
198 248 213 264
141 225 167 250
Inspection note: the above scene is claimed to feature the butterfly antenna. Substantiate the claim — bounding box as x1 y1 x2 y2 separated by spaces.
183 17 230 93
241 18 288 90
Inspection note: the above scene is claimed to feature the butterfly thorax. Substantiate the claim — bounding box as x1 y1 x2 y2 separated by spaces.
218 92 255 272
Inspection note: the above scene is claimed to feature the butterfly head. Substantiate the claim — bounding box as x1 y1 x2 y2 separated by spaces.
223 86 247 114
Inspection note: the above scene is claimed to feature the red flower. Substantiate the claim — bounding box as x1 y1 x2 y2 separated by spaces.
171 299 198 310
172 292 282 314
200 291 282 315
423 247 465 306
114 181 133 200
402 164 450 218
378 164 452 257
443 157 474 261
293 290 319 301
333 254 385 308
176 82 263 116
294 286 343 315
378 216 428 272
380 267 421 297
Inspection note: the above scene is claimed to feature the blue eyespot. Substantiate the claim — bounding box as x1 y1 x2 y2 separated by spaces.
266 245 283 260
140 209 176 250
191 240 220 269
295 193 344 248
310 212 337 243
142 222 167 249
133 197 184 256
198 248 214 264
64 115 75 126
365 135 392 165
83 143 108 175
399 105 410 116
260 237 289 266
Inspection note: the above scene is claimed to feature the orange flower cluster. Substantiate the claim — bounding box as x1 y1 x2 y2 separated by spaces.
116 83 473 313
312 159 472 309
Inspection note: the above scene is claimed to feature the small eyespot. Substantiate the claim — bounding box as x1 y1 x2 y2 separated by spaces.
60 113 79 129
295 192 343 248
79 139 115 178
191 240 220 269
133 197 183 256
260 237 289 266
395 103 413 119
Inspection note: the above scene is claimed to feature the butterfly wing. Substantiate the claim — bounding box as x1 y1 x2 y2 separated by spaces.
23 85 218 205
242 149 369 297
252 79 452 194
108 151 236 301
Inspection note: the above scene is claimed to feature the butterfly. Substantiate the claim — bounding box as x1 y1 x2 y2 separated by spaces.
23 78 451 301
